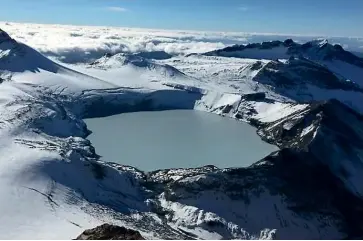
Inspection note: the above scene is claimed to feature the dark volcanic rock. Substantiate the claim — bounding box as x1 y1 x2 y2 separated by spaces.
76 224 144 240
241 92 267 101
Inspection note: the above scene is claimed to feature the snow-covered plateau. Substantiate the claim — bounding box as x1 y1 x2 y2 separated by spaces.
0 24 363 239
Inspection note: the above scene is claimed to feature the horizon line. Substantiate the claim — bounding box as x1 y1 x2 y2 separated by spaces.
1 20 362 39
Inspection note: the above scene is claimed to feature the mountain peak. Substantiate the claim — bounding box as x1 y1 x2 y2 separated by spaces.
0 29 12 42
0 28 61 73
311 39 329 48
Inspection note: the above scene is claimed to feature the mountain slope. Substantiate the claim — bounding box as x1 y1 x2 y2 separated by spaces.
160 54 363 114
0 29 59 73
90 53 186 78
0 28 116 93
203 39 363 88
250 57 363 113
0 28 363 239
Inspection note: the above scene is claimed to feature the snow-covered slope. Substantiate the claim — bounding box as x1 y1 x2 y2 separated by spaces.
0 29 59 74
0 29 117 93
159 54 363 114
0 28 363 239
89 52 186 79
203 39 363 88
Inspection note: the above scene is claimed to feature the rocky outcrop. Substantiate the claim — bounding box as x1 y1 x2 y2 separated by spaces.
75 224 144 240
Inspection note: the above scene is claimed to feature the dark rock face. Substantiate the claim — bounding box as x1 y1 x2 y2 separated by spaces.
241 92 266 101
283 39 295 47
76 224 144 240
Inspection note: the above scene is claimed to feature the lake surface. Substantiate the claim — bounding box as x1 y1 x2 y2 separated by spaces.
85 110 278 171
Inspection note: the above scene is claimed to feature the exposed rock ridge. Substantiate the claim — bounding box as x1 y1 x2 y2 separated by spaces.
75 224 145 240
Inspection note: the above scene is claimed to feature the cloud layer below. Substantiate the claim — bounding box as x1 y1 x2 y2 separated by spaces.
1 22 363 63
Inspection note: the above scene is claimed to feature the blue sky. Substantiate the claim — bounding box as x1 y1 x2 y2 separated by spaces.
1 0 362 37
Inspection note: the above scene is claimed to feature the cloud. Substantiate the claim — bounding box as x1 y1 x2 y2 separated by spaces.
105 6 128 12
1 22 362 64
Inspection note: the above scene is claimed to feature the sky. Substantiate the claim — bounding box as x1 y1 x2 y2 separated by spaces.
0 0 363 37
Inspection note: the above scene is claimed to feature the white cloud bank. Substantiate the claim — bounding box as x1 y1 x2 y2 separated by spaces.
1 22 362 63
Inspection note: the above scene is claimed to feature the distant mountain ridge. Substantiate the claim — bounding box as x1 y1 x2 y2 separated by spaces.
204 39 363 65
